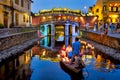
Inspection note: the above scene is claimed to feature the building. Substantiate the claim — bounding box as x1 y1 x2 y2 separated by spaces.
103 0 120 23
89 0 120 23
33 8 82 37
88 0 103 22
0 0 33 28
32 8 98 37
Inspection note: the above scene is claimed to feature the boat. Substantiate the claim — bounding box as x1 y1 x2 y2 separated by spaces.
60 59 85 77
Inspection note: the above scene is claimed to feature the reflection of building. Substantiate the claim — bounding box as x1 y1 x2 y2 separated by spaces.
0 0 33 28
40 36 76 50
0 50 32 80
32 8 98 36
89 0 120 23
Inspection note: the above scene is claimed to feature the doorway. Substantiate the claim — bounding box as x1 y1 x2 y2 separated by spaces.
4 12 8 28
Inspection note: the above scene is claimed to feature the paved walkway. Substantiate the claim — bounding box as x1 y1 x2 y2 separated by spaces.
88 30 120 38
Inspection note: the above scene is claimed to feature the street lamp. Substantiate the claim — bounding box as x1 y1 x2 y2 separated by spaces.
83 6 87 30
83 6 87 13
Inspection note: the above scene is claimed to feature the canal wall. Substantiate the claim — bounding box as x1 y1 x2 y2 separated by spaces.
81 30 120 51
0 27 37 36
0 31 38 51
80 30 120 61
0 27 41 64
0 38 39 64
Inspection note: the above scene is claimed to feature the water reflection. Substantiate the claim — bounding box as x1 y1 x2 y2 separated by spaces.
30 56 70 80
39 36 120 80
0 50 32 80
40 36 77 51
0 36 120 80
94 54 116 72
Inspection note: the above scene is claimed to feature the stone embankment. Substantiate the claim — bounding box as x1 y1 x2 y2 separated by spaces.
81 30 120 61
0 31 38 51
0 27 40 64
0 38 39 64
0 27 37 36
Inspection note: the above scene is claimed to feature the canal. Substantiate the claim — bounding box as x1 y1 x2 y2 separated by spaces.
0 36 120 80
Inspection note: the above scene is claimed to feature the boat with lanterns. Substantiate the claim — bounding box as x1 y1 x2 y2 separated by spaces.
59 60 85 76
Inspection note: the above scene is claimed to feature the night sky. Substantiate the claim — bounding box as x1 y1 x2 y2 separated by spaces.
31 0 97 13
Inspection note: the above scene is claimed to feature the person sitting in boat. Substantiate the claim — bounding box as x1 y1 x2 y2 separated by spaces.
60 44 70 62
70 37 81 65
60 44 66 58
74 55 86 69
66 44 72 58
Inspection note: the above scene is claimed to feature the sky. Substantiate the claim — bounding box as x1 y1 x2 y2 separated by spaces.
31 0 97 13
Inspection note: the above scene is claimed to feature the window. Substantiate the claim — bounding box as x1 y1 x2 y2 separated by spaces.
23 15 25 22
109 6 112 11
21 0 24 7
27 17 29 22
113 6 117 12
118 6 120 12
96 9 99 13
15 13 19 25
103 5 106 11
15 0 19 5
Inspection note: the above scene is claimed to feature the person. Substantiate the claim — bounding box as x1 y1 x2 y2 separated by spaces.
109 23 115 34
60 44 70 62
93 22 98 31
85 23 89 30
99 23 104 33
101 23 108 37
115 22 120 33
70 37 81 64
60 44 66 58
66 44 72 58
74 55 85 69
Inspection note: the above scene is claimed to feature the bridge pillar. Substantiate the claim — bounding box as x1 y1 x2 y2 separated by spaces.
51 23 55 36
44 37 48 46
44 24 48 36
65 23 69 36
51 36 55 49
72 24 76 36
65 36 69 47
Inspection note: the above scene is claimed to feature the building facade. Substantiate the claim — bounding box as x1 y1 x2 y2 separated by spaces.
32 8 98 36
103 0 120 23
0 0 33 28
89 0 120 23
34 8 82 37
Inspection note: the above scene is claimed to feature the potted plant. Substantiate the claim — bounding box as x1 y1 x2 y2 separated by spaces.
0 23 4 28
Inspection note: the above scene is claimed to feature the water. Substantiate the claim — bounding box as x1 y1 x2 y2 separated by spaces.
30 56 70 80
0 36 120 80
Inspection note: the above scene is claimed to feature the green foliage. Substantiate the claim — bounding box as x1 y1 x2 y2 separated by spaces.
0 23 4 28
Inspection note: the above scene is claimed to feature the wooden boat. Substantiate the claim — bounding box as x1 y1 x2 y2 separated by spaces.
60 60 85 77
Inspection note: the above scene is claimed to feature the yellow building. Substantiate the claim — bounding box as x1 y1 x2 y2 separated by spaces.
89 0 120 23
103 0 120 23
0 0 33 28
89 0 103 22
